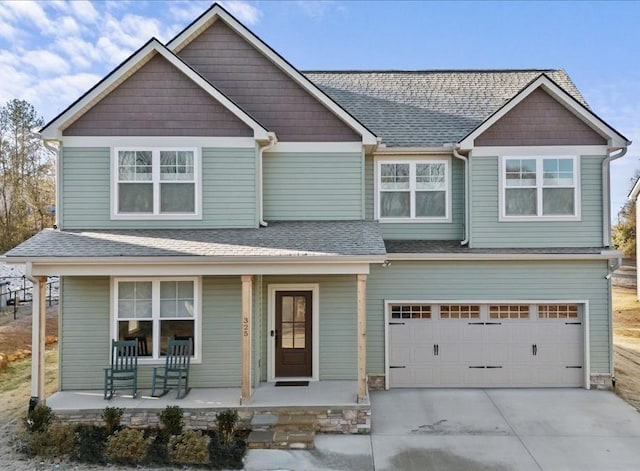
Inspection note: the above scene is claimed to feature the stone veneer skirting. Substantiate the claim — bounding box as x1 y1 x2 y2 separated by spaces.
53 405 372 435
367 374 385 391
590 374 613 390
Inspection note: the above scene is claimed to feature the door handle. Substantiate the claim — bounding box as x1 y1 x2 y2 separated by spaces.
433 344 439 356
534 344 537 356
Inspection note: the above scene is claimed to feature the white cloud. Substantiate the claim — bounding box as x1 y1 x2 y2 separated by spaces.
23 72 101 117
69 0 99 23
0 0 53 32
168 1 210 23
221 0 261 25
0 18 19 40
55 36 101 69
22 49 70 75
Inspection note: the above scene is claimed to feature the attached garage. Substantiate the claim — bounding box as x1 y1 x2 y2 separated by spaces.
387 302 585 388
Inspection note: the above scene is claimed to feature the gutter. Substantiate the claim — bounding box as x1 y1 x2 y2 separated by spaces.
602 147 628 247
257 132 278 227
387 250 621 262
42 138 61 229
452 145 470 245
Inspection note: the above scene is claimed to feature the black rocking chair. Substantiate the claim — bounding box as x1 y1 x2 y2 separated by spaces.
151 339 192 399
104 339 138 399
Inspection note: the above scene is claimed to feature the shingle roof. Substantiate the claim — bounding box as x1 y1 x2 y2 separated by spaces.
384 240 607 255
5 221 386 259
304 70 587 147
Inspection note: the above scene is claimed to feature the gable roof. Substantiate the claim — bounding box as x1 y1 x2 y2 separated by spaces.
166 3 378 146
40 38 270 141
629 176 640 200
458 74 630 150
306 70 629 149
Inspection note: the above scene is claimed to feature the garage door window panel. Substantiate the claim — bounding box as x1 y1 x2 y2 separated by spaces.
440 305 480 319
489 305 530 319
391 304 431 319
538 304 579 319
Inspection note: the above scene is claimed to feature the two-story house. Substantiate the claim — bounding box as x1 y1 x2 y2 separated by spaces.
4 4 629 428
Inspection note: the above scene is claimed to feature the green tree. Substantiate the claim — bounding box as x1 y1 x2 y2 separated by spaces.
0 99 55 252
612 172 639 258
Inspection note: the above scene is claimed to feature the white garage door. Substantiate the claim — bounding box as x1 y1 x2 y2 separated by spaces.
388 303 584 388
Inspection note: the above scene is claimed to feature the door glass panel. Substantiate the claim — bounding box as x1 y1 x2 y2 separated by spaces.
282 296 293 322
281 322 294 348
294 322 305 348
295 296 306 322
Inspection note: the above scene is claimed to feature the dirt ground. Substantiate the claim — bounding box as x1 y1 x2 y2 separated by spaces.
0 304 58 425
612 285 640 411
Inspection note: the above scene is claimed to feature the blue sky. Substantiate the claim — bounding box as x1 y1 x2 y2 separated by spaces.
1 0 638 218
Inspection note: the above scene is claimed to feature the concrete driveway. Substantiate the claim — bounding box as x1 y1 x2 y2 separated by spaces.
245 389 640 470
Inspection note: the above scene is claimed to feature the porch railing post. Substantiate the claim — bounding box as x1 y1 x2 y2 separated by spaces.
357 273 368 403
240 275 253 404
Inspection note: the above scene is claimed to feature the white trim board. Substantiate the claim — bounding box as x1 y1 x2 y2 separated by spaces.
61 136 257 148
41 39 269 141
470 145 609 157
458 75 629 150
383 298 590 390
165 4 377 146
267 284 320 382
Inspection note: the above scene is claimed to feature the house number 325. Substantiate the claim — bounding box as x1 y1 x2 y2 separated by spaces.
243 318 249 337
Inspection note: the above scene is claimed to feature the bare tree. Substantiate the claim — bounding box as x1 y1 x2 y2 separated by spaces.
0 99 55 252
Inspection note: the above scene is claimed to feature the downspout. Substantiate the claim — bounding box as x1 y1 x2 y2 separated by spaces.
258 133 278 227
42 139 61 229
602 147 627 247
452 145 469 245
607 251 622 387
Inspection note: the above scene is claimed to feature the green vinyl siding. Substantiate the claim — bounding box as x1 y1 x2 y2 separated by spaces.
470 155 603 247
259 275 357 381
365 260 610 376
60 276 244 390
364 155 465 240
61 147 257 229
263 152 362 220
59 277 110 390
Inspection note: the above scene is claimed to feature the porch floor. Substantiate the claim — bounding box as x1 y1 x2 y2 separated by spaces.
45 380 364 412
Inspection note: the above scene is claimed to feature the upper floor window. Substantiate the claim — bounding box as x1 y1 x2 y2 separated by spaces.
501 156 579 221
377 159 450 221
113 148 200 219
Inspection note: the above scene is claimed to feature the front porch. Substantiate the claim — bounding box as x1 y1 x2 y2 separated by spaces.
45 381 371 434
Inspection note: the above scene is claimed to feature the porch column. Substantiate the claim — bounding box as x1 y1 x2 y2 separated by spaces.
30 276 47 407
240 275 253 404
357 274 367 403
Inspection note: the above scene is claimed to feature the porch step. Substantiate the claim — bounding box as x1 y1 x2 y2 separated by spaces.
248 413 317 449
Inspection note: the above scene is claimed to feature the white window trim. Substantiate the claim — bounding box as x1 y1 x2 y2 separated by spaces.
111 147 202 220
499 155 581 222
110 276 202 365
374 157 452 223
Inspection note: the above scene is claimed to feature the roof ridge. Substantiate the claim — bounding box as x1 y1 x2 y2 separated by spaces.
303 69 561 74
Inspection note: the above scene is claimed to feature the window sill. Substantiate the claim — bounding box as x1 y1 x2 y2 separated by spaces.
499 215 581 223
111 214 202 221
378 217 451 224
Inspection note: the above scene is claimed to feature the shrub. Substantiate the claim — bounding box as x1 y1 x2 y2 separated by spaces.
102 406 124 435
104 428 153 464
70 424 108 464
24 403 54 433
208 431 246 470
26 422 75 458
216 409 239 446
168 429 210 465
160 405 184 436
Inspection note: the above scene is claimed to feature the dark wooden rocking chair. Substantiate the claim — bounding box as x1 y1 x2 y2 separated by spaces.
151 339 192 399
104 339 138 399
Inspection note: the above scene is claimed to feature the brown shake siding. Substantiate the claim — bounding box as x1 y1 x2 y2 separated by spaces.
177 20 360 142
475 88 607 146
63 54 253 137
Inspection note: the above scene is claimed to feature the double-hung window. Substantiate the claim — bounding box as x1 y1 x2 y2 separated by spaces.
377 160 449 220
502 156 579 220
114 148 200 219
113 278 200 361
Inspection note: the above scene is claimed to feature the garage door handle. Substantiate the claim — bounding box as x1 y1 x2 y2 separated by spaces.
486 366 503 369
565 322 582 325
468 322 485 325
565 366 582 369
533 344 537 356
389 322 405 325
434 344 439 356
485 322 502 325
469 366 485 368
389 366 406 369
